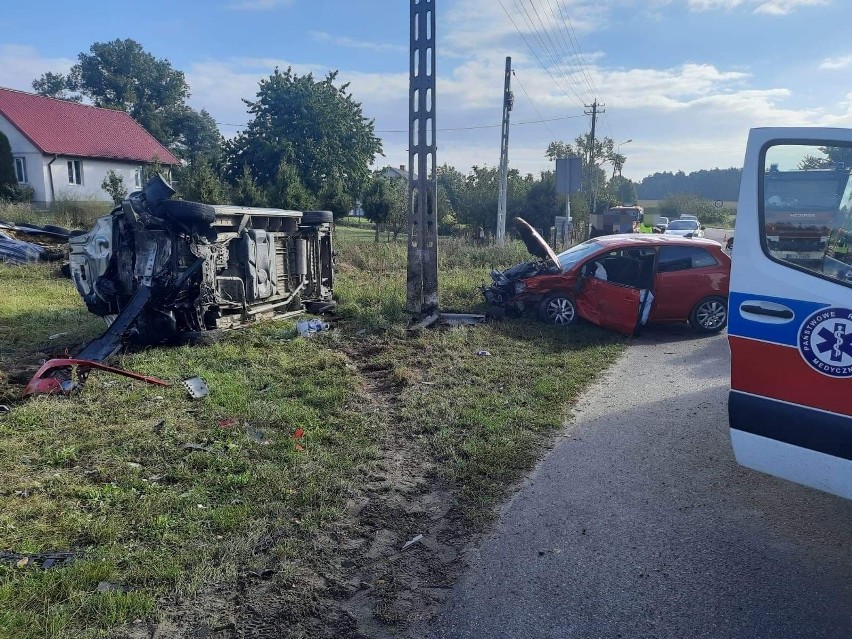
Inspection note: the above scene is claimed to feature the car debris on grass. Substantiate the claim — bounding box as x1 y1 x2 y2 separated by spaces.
16 175 337 398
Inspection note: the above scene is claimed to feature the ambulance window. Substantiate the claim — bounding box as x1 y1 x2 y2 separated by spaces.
761 143 852 288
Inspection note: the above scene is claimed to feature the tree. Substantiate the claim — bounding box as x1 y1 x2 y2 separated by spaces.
177 159 228 204
385 178 409 240
267 161 315 211
232 165 268 207
317 175 355 219
67 39 190 145
0 131 17 193
0 131 32 202
167 107 223 166
362 176 394 241
546 135 614 212
32 72 81 102
799 146 852 170
101 170 128 204
226 67 382 205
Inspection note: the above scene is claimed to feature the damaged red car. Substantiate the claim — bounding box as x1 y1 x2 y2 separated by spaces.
482 219 731 336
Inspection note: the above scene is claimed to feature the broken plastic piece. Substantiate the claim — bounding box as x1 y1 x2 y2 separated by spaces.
296 319 330 337
477 350 492 357
23 358 170 397
438 313 486 326
402 534 424 551
183 377 209 399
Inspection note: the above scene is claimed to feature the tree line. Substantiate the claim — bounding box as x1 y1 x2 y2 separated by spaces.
636 168 742 201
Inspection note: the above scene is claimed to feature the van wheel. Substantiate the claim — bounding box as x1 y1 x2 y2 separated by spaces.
689 296 728 333
539 294 578 326
301 210 334 225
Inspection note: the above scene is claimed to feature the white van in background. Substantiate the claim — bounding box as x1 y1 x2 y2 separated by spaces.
728 127 852 500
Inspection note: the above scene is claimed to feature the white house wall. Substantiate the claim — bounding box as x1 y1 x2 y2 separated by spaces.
48 157 145 206
0 112 46 203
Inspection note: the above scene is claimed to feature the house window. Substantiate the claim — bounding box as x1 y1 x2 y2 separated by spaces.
67 160 82 185
134 167 143 188
13 157 27 183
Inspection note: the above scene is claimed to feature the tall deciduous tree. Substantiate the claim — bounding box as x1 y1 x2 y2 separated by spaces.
226 67 382 206
34 39 223 163
32 72 81 102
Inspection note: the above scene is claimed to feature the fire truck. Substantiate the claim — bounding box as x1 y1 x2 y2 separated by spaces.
763 163 850 267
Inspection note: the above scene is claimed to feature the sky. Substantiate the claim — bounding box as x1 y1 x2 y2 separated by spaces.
1 0 851 181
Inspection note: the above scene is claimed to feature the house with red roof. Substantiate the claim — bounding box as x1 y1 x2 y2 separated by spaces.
0 87 179 207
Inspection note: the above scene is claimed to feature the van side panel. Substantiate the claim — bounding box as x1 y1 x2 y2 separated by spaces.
728 127 852 500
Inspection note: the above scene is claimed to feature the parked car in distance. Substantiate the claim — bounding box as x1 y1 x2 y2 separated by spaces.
656 216 670 232
665 219 705 238
679 214 699 221
482 219 731 336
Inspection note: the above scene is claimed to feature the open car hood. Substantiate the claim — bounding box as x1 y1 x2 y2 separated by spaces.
514 217 560 266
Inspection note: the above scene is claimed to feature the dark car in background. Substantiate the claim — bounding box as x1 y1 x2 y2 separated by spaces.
483 219 731 335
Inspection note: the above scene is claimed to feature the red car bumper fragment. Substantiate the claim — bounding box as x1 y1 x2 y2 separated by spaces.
23 358 170 397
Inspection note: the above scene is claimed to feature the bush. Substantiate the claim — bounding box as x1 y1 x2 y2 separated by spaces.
0 183 34 204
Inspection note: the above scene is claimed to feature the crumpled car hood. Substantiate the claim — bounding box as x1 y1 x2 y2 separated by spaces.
514 217 560 266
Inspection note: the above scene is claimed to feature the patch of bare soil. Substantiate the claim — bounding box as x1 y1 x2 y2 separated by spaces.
116 340 471 639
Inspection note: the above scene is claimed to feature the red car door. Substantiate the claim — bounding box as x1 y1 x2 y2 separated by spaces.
576 277 642 336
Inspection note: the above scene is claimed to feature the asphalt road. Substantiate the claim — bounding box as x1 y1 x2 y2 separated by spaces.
422 327 852 639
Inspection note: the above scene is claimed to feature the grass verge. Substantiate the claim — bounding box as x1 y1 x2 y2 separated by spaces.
0 230 624 637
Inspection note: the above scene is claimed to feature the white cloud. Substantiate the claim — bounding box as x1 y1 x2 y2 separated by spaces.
753 0 829 15
669 0 829 13
224 0 293 10
0 44 75 92
819 54 852 70
309 31 407 54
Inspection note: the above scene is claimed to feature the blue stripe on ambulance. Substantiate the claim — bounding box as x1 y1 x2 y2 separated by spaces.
727 291 830 347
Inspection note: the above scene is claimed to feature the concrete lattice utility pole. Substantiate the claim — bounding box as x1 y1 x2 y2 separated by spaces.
406 0 439 316
496 56 513 247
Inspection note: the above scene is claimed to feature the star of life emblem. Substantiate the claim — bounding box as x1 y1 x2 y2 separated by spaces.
798 307 852 378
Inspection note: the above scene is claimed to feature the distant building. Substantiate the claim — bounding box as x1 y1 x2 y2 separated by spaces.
0 87 179 207
381 164 416 182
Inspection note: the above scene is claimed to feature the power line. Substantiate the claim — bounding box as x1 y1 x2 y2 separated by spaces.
498 0 585 108
554 0 599 100
374 113 586 133
513 0 588 105
215 113 586 133
543 0 596 100
511 69 556 139
525 0 591 104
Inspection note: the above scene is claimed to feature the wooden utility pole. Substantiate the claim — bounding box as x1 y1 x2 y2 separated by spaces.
406 0 438 316
496 56 513 247
584 100 604 218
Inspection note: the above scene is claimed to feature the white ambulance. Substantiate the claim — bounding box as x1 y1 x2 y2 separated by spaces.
729 128 851 500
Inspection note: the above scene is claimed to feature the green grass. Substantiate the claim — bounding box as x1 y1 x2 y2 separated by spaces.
0 228 624 637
